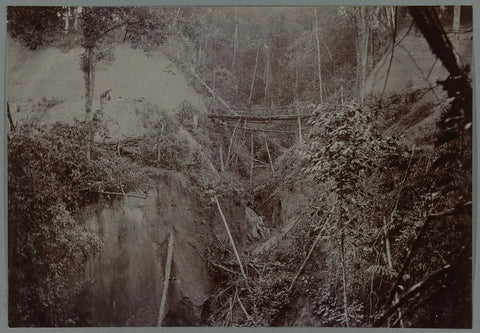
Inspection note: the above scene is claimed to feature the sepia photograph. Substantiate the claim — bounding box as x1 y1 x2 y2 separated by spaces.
5 4 474 328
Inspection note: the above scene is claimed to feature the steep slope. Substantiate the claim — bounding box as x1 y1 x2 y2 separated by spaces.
7 38 206 137
365 27 472 94
7 39 221 326
365 27 472 147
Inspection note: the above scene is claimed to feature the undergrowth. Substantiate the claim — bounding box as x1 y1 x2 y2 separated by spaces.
203 94 471 327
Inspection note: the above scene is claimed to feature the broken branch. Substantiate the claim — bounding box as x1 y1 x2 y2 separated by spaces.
386 201 471 306
214 195 249 288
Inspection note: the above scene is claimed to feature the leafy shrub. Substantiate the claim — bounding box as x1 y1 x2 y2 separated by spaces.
175 100 200 130
7 7 64 50
8 121 150 326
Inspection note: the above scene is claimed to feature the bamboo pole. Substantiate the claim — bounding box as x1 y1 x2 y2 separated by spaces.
219 146 225 173
157 231 175 326
214 195 249 288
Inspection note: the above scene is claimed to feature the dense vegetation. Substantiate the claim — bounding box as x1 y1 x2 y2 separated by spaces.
204 93 471 327
7 5 472 328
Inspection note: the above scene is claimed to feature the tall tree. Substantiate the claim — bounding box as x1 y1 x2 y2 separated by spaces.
356 6 369 105
232 7 238 70
263 42 271 105
452 6 461 53
314 8 323 103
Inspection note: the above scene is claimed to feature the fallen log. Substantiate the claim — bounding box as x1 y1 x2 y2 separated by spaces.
157 231 175 326
209 114 313 122
215 119 295 134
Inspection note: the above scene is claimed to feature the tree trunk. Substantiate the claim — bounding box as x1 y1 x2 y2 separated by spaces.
295 67 299 100
263 43 270 106
232 8 238 70
248 48 259 105
356 7 369 105
122 23 130 43
84 46 95 120
84 46 96 160
314 8 323 103
73 7 79 31
64 7 70 34
172 7 181 31
452 6 461 54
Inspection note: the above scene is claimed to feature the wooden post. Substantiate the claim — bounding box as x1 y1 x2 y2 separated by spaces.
296 106 303 145
214 195 249 288
264 133 274 173
157 231 175 327
226 119 241 168
249 132 254 181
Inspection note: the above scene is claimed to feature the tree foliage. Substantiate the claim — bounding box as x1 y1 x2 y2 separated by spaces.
8 122 150 326
7 7 63 50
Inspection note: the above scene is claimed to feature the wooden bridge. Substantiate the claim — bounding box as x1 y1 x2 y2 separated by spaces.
208 104 315 179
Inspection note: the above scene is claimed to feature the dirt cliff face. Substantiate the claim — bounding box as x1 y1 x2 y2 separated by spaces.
79 170 212 326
